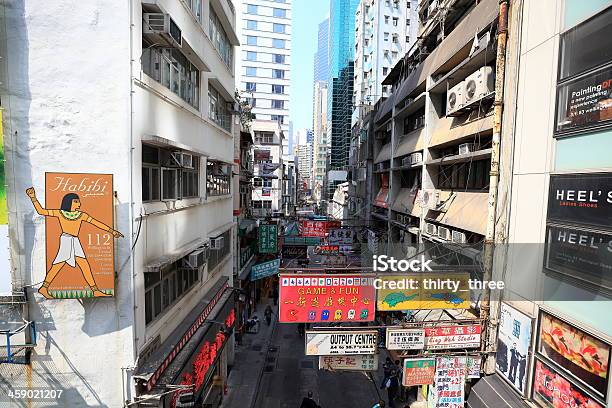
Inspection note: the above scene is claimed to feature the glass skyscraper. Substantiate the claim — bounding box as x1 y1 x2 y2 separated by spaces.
328 0 360 170
313 18 329 83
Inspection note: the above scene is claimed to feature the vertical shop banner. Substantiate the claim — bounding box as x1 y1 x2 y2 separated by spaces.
0 110 11 295
386 328 425 350
538 312 610 399
43 173 116 298
496 303 533 395
403 358 436 386
434 356 466 408
258 224 278 254
319 354 378 371
250 259 280 281
278 274 376 323
424 325 481 350
533 359 604 408
376 274 471 311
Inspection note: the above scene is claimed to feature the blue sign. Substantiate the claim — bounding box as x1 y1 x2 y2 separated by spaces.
250 259 281 281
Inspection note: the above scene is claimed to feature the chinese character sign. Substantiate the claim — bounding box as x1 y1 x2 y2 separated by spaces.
403 358 436 386
278 274 376 323
434 356 466 408
299 220 328 237
319 354 379 371
305 331 377 355
424 325 481 350
251 259 280 281
328 228 354 246
386 328 425 350
258 224 278 253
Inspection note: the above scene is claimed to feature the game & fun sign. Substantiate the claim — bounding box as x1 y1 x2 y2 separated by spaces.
278 274 376 323
433 356 466 408
250 259 280 281
403 358 436 386
305 330 377 355
386 328 425 350
424 324 481 350
319 354 378 371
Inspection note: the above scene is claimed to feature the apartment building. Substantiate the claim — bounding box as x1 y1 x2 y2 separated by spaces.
353 0 418 115
294 141 313 198
0 1 238 406
251 122 285 217
312 80 330 204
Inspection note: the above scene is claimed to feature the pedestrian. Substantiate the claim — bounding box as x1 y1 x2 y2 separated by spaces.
394 360 404 401
372 400 385 408
300 391 320 408
264 305 273 326
380 357 393 389
387 369 400 408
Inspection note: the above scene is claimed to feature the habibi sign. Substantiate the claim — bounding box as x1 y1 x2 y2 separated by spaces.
547 173 612 229
26 173 121 299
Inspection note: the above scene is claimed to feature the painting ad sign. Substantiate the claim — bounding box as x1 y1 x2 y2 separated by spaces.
538 312 610 399
305 330 377 355
376 274 470 311
424 325 481 350
319 354 378 371
250 259 280 281
433 356 466 408
386 328 425 350
496 303 533 395
30 173 119 299
533 359 604 408
403 358 436 386
278 274 376 323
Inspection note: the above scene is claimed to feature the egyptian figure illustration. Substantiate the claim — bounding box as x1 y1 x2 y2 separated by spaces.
26 187 123 299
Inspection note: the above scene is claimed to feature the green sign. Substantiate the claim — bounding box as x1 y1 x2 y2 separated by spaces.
251 259 281 281
283 236 321 246
258 224 278 253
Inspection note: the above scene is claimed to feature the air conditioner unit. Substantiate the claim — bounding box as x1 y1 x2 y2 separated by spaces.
422 189 441 210
446 81 465 116
183 249 206 269
438 226 451 240
410 152 423 165
401 157 412 167
173 152 194 168
425 222 437 236
458 143 478 155
463 66 495 105
376 163 385 171
451 230 467 244
143 13 182 48
210 236 225 250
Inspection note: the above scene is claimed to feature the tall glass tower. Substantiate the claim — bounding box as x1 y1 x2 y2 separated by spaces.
313 18 330 83
328 0 360 171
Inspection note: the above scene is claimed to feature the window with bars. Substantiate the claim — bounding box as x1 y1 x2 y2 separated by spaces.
208 85 232 132
255 131 274 144
142 144 200 202
438 159 491 190
207 161 231 196
209 6 233 68
141 44 200 109
208 229 231 272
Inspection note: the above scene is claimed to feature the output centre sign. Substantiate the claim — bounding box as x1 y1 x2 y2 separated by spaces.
305 330 377 355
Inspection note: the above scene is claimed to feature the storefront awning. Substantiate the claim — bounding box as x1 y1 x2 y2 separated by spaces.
374 142 392 164
466 374 526 408
374 96 394 123
430 192 488 235
133 278 230 386
144 238 206 273
391 188 417 215
394 128 425 158
430 114 494 147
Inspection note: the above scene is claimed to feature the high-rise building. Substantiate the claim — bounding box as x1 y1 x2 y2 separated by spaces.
313 17 330 83
312 81 329 203
328 0 360 172
353 0 418 113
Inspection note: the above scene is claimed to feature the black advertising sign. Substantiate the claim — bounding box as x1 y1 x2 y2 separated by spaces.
281 245 308 259
547 173 612 229
545 225 612 289
556 66 612 133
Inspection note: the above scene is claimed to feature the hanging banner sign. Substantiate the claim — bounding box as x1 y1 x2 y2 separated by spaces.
328 228 354 246
278 274 376 323
376 274 471 311
251 259 280 281
533 359 604 408
403 358 436 386
466 355 481 379
386 328 425 350
34 173 118 299
0 111 10 296
305 330 377 355
254 149 270 161
284 236 322 246
547 173 612 229
319 254 347 266
319 354 379 371
258 224 278 254
434 356 466 408
424 325 481 350
314 245 340 255
300 220 329 237
544 224 612 289
281 245 308 259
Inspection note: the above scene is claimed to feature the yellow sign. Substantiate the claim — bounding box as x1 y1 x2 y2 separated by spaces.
376 273 471 311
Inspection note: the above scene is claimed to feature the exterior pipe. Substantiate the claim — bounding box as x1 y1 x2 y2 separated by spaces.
481 0 509 374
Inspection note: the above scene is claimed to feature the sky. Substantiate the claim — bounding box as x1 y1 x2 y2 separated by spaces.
290 0 330 140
